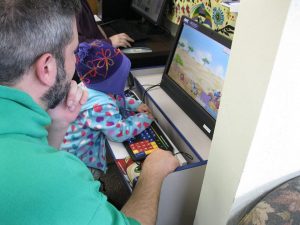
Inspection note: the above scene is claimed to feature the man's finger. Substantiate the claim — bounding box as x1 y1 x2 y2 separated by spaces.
80 89 88 105
67 80 77 108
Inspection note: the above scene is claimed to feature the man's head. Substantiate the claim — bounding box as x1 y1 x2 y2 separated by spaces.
0 0 80 109
76 40 131 95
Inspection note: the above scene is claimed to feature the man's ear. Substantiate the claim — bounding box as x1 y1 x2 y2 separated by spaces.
35 53 57 87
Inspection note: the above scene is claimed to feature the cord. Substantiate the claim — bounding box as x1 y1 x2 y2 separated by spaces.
181 152 193 161
142 83 161 102
128 83 159 92
127 72 135 89
174 151 193 161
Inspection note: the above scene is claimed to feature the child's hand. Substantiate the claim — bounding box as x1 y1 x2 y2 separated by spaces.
137 103 154 119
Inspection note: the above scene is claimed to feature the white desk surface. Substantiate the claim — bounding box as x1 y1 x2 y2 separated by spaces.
132 67 211 161
108 141 129 159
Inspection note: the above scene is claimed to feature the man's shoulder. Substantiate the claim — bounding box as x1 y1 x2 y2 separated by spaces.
0 137 140 225
0 137 106 224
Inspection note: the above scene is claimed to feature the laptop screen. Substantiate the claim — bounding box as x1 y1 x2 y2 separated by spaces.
131 0 168 25
161 16 231 139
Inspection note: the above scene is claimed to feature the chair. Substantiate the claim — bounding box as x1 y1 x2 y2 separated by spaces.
238 176 300 225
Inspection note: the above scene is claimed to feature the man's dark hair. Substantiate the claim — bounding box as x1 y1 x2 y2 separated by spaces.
0 0 81 85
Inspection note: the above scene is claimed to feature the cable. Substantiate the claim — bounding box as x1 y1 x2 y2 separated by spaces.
128 84 159 92
127 72 135 89
174 151 193 161
142 83 161 102
181 152 193 161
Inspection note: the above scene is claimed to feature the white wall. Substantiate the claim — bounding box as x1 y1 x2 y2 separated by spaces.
194 0 300 224
232 0 300 220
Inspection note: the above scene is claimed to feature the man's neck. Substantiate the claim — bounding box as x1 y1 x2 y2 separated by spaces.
11 73 48 110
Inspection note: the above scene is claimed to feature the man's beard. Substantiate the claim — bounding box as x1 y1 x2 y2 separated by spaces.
42 60 71 109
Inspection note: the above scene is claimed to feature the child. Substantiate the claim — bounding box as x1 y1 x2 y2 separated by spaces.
61 40 153 177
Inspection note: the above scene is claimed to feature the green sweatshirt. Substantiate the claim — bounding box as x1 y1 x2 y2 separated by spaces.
0 85 139 225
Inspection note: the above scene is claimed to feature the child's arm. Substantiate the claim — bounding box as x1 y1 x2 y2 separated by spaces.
88 102 154 142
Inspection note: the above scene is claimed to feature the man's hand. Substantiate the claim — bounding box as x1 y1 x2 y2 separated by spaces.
48 81 88 128
142 149 179 179
47 81 88 148
137 103 154 119
109 33 134 48
121 149 179 225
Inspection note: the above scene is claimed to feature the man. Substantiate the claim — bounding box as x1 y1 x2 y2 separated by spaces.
0 1 179 225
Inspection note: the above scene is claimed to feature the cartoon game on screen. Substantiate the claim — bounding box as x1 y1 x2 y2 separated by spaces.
168 23 230 119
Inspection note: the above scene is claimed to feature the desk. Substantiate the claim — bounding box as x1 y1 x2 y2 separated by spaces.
124 34 174 68
101 23 174 68
108 67 211 225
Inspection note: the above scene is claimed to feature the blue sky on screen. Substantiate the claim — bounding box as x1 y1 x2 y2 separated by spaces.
179 24 230 79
